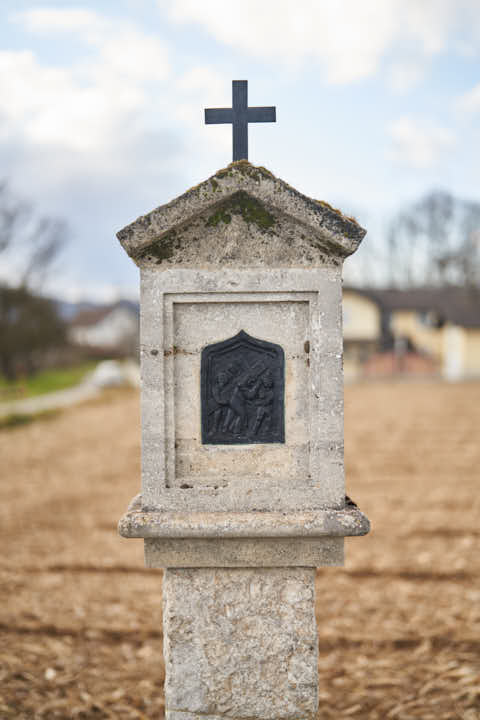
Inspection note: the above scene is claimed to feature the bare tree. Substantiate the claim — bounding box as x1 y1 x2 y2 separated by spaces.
0 182 69 381
0 182 68 290
454 201 480 288
0 286 67 381
386 190 480 288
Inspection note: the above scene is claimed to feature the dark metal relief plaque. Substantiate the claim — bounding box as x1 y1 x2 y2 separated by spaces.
201 330 285 445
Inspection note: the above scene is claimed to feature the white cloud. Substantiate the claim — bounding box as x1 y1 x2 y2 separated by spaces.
388 61 425 93
0 48 140 152
13 8 102 34
0 7 195 298
167 0 396 83
399 0 453 55
98 30 169 84
0 6 237 296
1 9 170 154
15 8 170 84
389 116 456 169
165 0 466 85
455 40 477 58
175 66 229 137
457 83 480 113
178 66 225 98
0 4 234 206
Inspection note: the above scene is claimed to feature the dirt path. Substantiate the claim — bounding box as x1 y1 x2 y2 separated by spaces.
0 380 101 419
1 382 479 719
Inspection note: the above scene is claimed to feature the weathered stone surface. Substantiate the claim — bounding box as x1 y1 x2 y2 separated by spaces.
119 504 370 538
119 496 370 566
117 161 365 268
163 567 318 720
145 536 344 568
138 267 346 514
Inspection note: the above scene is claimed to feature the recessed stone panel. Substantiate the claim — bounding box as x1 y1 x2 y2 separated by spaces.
171 298 309 488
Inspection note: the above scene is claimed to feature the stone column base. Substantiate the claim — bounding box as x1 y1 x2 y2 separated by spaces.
163 567 318 720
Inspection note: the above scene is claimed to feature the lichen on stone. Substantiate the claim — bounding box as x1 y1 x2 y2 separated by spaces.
206 191 275 231
140 229 180 263
315 199 360 228
119 158 366 266
228 160 275 182
206 208 232 227
213 160 275 184
215 167 234 179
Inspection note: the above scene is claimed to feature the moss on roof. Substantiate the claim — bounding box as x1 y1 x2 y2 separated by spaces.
167 160 360 231
215 161 361 228
118 158 366 263
314 199 359 226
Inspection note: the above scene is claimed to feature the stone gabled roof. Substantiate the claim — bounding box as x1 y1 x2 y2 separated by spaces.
117 160 366 265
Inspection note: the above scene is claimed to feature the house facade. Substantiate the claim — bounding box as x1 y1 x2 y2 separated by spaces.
342 286 480 380
69 301 139 357
342 288 381 381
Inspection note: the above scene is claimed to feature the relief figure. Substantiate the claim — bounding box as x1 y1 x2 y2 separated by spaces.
201 331 285 445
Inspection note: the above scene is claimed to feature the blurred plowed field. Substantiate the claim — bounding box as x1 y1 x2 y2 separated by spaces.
1 382 479 719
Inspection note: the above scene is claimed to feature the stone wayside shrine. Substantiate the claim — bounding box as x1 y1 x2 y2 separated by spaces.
118 81 370 720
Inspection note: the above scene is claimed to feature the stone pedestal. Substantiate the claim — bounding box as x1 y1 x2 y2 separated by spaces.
163 568 318 720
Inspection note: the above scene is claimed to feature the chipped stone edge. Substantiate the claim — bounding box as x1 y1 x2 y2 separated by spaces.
118 497 370 539
116 161 366 261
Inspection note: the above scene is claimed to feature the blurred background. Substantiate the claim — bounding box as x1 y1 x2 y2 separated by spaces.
0 2 479 719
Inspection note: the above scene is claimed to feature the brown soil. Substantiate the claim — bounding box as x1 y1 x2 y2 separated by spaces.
1 382 479 719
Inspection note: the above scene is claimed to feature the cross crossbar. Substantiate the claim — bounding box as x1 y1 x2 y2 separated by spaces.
205 80 276 161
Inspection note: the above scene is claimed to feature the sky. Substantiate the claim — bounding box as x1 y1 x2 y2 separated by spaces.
1 0 480 300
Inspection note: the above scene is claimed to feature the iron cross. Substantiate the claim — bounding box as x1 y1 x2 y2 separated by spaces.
205 80 276 162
